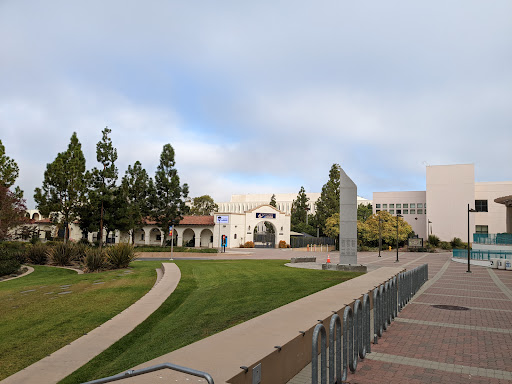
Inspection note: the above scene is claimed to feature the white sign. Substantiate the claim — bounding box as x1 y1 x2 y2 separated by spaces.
216 215 229 224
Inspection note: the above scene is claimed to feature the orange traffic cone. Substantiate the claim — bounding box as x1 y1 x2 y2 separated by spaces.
327 254 331 263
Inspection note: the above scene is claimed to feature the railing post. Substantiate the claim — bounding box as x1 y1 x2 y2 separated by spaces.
311 323 327 384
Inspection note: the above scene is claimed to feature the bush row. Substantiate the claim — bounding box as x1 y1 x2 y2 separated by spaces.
0 242 137 276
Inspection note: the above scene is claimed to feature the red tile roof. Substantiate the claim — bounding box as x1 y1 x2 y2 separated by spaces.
179 216 214 226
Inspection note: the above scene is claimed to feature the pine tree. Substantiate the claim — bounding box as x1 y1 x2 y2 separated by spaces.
121 161 153 244
34 132 87 242
291 186 316 236
152 144 189 244
0 140 19 189
190 195 218 216
315 164 341 235
269 194 277 207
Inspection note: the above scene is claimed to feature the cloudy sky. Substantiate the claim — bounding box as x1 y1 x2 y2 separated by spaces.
1 1 511 208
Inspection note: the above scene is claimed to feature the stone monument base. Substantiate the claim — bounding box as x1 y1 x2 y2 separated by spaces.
322 263 367 273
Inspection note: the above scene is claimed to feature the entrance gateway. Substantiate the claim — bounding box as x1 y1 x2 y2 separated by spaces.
213 205 290 249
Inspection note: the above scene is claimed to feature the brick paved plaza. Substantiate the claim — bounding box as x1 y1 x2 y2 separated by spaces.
289 252 512 384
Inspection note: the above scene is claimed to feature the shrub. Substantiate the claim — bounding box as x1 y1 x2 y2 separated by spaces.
106 243 137 269
439 241 452 250
428 235 440 247
450 237 467 249
243 241 255 248
47 243 76 266
0 248 21 276
278 240 289 248
82 248 107 273
27 243 48 265
78 238 90 245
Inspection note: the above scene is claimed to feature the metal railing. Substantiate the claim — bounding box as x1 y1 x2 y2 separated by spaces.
312 264 428 384
82 363 214 384
473 233 512 245
452 248 512 260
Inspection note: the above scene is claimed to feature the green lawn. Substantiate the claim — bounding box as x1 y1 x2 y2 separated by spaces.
61 260 362 383
0 262 160 380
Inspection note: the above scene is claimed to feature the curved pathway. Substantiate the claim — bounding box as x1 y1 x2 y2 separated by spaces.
1 263 181 384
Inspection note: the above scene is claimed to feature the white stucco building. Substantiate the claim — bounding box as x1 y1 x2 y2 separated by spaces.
23 204 291 249
372 164 512 243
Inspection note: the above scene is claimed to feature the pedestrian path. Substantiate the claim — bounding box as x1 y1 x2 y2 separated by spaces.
289 253 512 384
1 263 181 384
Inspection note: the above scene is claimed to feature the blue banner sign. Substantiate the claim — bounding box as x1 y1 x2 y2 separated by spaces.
256 213 276 219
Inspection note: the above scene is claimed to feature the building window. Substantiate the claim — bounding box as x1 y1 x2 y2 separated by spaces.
403 209 408 214
410 203 415 208
141 233 145 241
383 204 388 209
403 203 408 208
410 209 415 214
376 209 380 212
376 204 381 208
234 234 237 239
424 203 427 208
475 225 488 234
475 200 488 212
156 234 161 241
417 203 423 208
389 209 394 214
390 204 394 208
417 209 423 214
397 209 401 214
396 204 401 208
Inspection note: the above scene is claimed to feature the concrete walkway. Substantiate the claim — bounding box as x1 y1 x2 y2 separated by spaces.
1 263 181 384
290 252 512 384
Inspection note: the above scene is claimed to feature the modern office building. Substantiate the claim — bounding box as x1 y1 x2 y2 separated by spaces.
373 164 512 242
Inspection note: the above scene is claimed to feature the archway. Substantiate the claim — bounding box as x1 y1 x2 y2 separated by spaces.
182 228 196 247
253 221 276 248
32 212 40 221
149 228 162 245
200 229 213 248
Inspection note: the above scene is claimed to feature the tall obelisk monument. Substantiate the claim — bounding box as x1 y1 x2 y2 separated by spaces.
339 167 358 265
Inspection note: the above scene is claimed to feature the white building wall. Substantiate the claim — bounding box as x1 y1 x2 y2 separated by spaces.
426 164 475 242
373 191 427 239
474 182 512 235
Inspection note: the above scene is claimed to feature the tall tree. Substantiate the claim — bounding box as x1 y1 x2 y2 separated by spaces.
34 132 87 242
90 127 118 245
291 186 309 227
357 203 373 222
315 163 341 235
121 161 153 244
152 144 189 244
0 139 23 198
190 195 218 216
0 140 19 189
269 194 277 207
0 186 27 240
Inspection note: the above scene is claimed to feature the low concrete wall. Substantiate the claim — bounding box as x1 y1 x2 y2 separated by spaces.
126 266 403 384
290 257 316 263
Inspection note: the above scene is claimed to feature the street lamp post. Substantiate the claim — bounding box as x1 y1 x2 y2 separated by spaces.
396 214 403 262
378 218 383 257
467 204 476 273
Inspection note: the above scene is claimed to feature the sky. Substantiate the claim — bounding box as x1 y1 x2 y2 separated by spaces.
1 1 511 209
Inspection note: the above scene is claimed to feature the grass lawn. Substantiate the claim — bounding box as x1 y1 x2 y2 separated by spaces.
0 262 161 380
61 260 363 383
